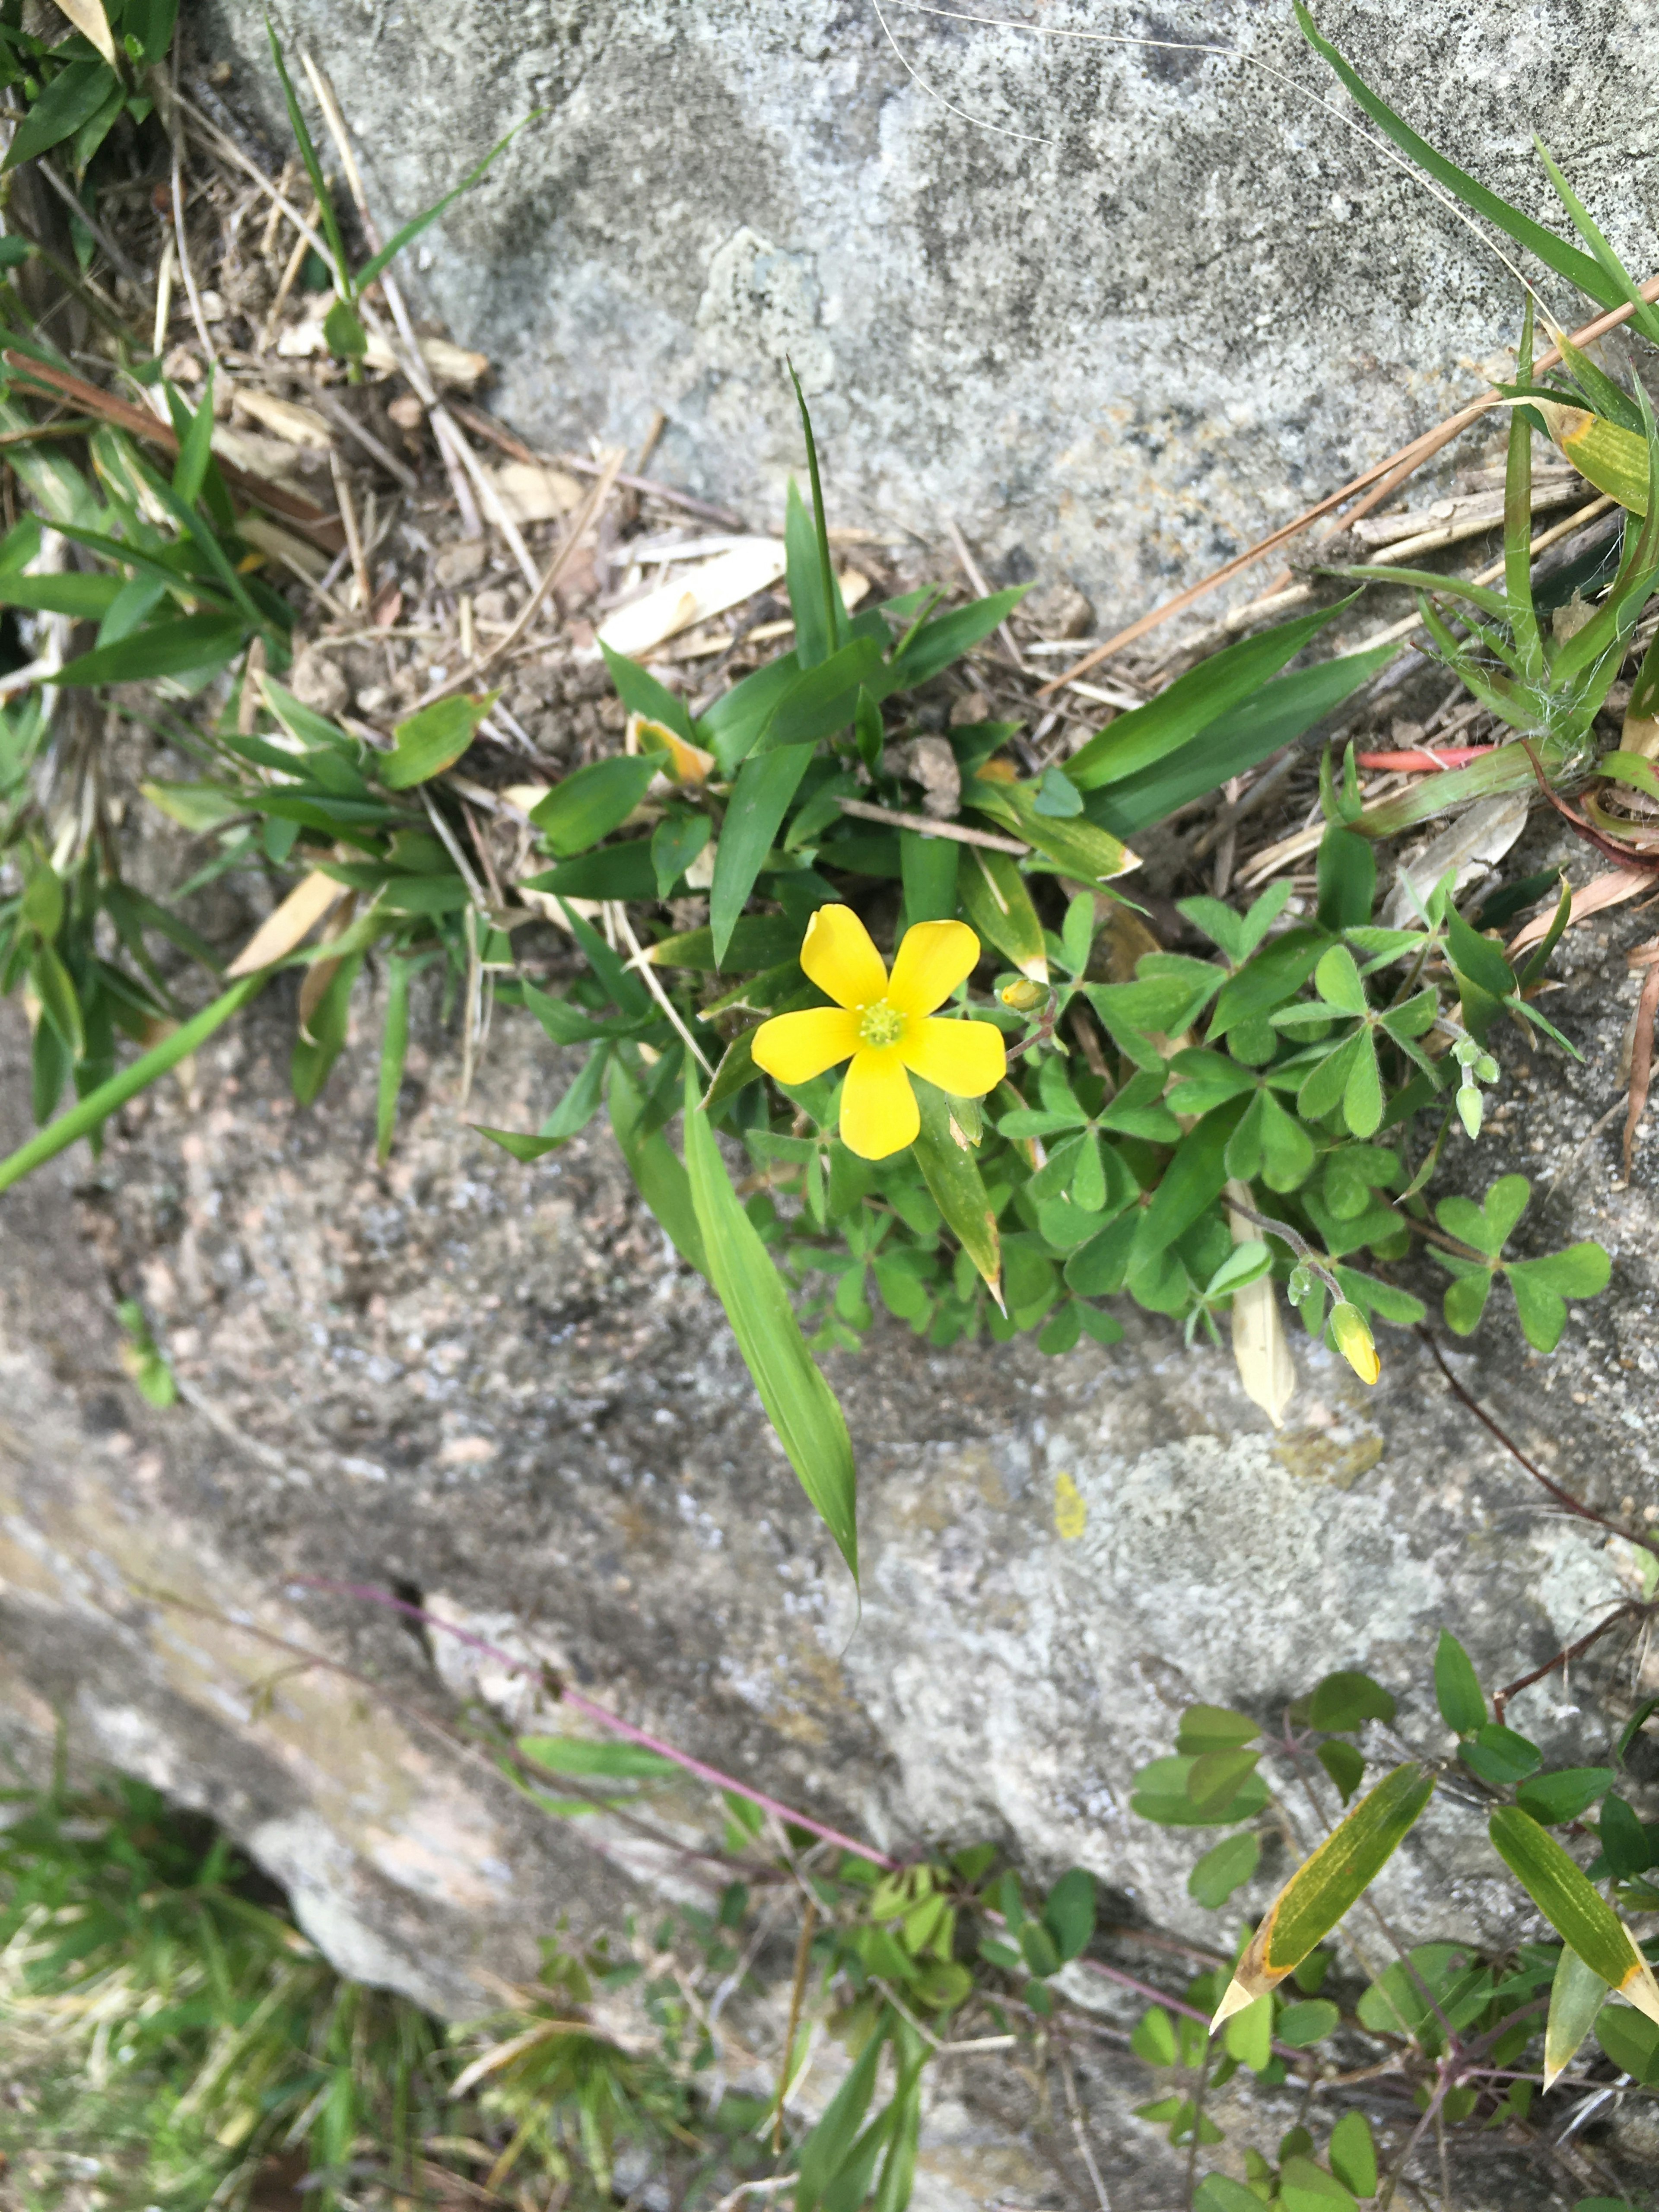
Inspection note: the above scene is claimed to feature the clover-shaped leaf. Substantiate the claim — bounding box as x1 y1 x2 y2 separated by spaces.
1433 1176 1611 1350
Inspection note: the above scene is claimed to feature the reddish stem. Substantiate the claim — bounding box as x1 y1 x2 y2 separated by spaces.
1355 747 1497 772
297 1577 897 1869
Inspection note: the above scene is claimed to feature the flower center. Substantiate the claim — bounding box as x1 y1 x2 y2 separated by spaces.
857 999 906 1050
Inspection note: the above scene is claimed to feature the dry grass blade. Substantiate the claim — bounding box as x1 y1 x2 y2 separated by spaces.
471 449 627 681
225 871 346 977
1624 944 1659 1179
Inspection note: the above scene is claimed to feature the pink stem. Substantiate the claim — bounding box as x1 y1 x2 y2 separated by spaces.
296 1577 897 1869
1354 747 1496 772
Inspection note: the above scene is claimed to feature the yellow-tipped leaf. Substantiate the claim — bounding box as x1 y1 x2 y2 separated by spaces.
1211 1765 1435 2030
1488 1805 1659 2027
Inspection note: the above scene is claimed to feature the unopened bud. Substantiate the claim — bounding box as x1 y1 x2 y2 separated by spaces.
1000 979 1049 1014
1330 1300 1380 1386
1457 1084 1484 1141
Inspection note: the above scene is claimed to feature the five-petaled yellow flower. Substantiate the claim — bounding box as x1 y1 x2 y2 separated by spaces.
751 905 1005 1160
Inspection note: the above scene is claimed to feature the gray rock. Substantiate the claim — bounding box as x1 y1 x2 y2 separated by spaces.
193 0 1658 629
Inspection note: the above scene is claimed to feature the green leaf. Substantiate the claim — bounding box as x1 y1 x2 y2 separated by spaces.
710 746 814 966
1223 1989 1273 2072
290 951 362 1108
1508 1243 1611 1352
785 475 837 670
1516 1768 1615 1826
1356 1942 1490 2045
516 1732 677 1780
1488 1806 1659 2014
529 753 657 855
1462 1722 1542 1787
1087 642 1396 837
1187 1831 1260 1909
0 570 125 619
1130 1753 1270 1828
1327 2111 1378 2199
1593 2004 1659 2087
1442 1264 1494 1336
1316 826 1375 931
1042 1867 1095 1961
1545 1942 1608 2090
958 845 1048 982
1294 5 1622 311
600 641 696 745
1187 1746 1262 1816
375 953 416 1164
1068 601 1356 791
380 693 493 790
608 1058 705 1276
1308 1671 1396 1732
1279 2154 1357 2212
1130 2005 1177 2066
1209 926 1328 1039
795 2012 889 2212
1176 1703 1261 1752
684 1077 858 1576
652 810 711 899
758 635 885 750
1277 1998 1339 2047
31 943 84 1059
1193 2182 1263 2212
885 588 1027 689
1317 1741 1366 1804
47 613 248 689
912 1077 1002 1300
1127 1103 1239 1272
4 58 118 170
1434 1631 1487 1735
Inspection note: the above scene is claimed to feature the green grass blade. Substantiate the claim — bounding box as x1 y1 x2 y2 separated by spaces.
1533 139 1659 347
1489 1805 1659 2022
0 975 265 1195
1067 598 1357 792
1506 297 1543 683
265 18 351 291
789 363 845 659
1294 5 1619 310
683 1073 858 1579
608 1055 706 1274
356 114 543 288
709 744 814 966
375 954 414 1164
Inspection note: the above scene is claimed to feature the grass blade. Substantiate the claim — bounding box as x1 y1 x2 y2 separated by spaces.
0 976 265 1196
684 1073 858 1577
356 114 543 287
1488 1805 1659 2023
1544 1942 1606 2091
709 745 814 966
1294 5 1619 310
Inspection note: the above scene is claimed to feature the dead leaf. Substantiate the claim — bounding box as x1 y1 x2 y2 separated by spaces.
1380 791 1529 928
225 871 345 977
1625 954 1659 1180
598 540 787 658
486 460 582 524
1509 866 1654 956
51 0 115 66
1227 1182 1296 1427
233 389 334 452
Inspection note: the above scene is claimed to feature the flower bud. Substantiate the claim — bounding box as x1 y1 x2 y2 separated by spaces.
1329 1301 1380 1386
1000 979 1049 1014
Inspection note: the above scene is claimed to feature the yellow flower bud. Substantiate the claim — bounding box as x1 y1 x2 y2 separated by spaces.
1329 1301 1380 1386
999 978 1048 1014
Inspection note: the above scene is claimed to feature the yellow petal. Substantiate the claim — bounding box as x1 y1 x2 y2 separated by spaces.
887 918 982 1015
750 1005 861 1085
801 903 887 1009
839 1048 919 1159
900 1014 1006 1098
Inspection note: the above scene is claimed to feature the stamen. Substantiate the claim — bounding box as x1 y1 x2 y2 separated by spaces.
858 1000 906 1049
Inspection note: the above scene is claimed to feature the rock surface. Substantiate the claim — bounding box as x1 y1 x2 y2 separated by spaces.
195 0 1659 626
1 823 1656 2199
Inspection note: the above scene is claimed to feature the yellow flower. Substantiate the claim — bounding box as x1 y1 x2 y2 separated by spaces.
1329 1301 1380 1386
751 904 1006 1160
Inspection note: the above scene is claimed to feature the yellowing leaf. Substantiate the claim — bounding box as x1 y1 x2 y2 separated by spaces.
1213 1765 1434 2028
225 870 345 978
1531 399 1649 516
631 712 715 786
1052 1472 1087 1541
1488 1806 1659 2025
959 846 1047 983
